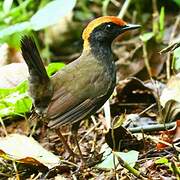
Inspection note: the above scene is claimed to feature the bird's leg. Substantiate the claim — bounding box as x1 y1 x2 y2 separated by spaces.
55 129 75 159
72 122 87 167
27 110 39 136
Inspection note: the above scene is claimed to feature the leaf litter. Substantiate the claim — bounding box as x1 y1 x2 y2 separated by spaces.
0 1 180 179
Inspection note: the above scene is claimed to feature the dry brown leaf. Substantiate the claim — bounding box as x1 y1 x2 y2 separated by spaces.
160 74 180 107
0 134 61 169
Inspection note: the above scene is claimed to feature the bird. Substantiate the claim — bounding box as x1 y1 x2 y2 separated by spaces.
21 16 140 160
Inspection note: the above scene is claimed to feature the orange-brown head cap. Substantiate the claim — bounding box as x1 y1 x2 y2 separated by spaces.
83 16 127 41
82 16 140 49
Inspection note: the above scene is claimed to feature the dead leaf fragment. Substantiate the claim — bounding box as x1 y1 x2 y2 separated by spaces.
105 125 144 151
160 74 180 107
156 120 180 150
0 134 61 169
159 100 180 123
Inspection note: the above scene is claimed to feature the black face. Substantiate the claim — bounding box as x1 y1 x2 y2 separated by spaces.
89 22 127 44
89 22 140 45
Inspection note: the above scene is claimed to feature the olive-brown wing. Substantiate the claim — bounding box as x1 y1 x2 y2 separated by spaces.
47 54 111 128
48 98 98 128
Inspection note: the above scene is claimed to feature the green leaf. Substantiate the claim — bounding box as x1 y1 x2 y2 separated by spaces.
159 7 165 32
0 81 32 118
173 47 180 70
173 0 180 6
156 6 165 42
46 62 65 76
96 146 139 170
0 0 76 42
0 21 31 38
140 32 154 42
155 157 169 164
0 33 24 49
0 80 28 99
30 0 76 30
0 61 66 118
3 0 13 13
114 150 139 167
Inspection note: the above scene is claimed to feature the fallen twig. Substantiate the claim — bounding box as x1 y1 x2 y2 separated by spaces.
128 122 176 133
147 135 180 152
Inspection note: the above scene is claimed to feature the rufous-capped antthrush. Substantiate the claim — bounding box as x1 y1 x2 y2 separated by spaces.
21 16 140 158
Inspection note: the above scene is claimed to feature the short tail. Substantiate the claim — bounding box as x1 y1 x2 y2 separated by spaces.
21 36 49 80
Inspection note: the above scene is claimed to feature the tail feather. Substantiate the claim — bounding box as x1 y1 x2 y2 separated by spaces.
21 36 49 80
21 36 53 116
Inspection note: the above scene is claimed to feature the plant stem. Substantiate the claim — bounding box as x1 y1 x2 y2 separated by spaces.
142 42 152 78
0 117 7 136
118 0 131 19
102 0 111 16
114 152 147 179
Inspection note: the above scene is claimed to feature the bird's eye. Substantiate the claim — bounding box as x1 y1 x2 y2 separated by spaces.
104 24 112 31
107 24 111 28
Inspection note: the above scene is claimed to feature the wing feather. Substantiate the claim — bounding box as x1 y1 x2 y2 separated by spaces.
48 99 96 128
46 52 114 128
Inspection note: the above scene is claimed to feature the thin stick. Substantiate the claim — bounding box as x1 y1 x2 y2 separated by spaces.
118 0 131 19
74 133 86 166
61 160 79 168
129 121 176 133
74 122 100 152
91 133 97 153
13 161 20 180
91 115 97 125
55 129 75 157
102 0 111 16
0 117 7 136
148 135 180 152
111 0 120 7
152 0 158 20
143 43 152 78
139 103 156 116
30 172 42 180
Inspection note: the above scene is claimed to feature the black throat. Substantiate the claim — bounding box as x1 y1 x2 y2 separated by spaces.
88 37 116 76
89 38 113 61
88 36 116 100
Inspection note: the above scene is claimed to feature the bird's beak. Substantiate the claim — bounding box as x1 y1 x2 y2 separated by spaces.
122 24 141 31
